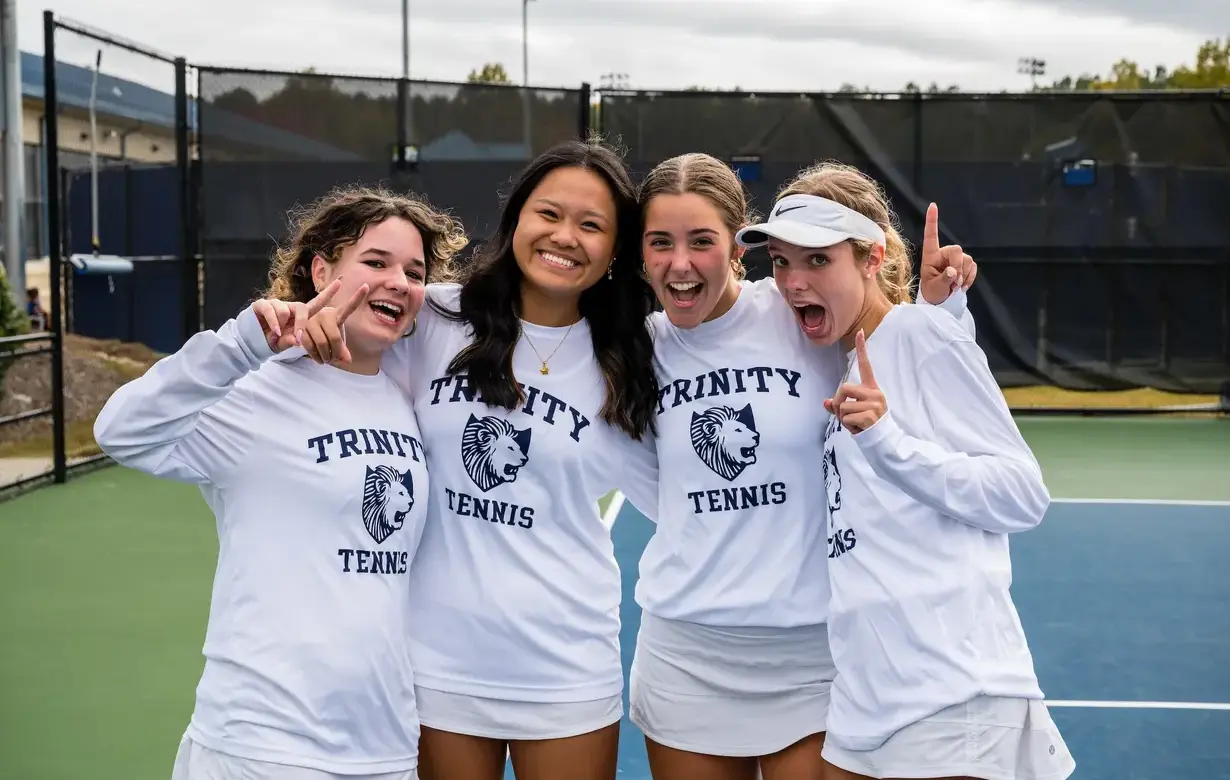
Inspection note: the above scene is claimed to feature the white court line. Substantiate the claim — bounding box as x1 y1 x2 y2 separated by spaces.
601 492 1230 517
601 491 627 529
1052 497 1230 508
1047 700 1230 711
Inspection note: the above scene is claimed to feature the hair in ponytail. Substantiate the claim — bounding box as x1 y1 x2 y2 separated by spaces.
777 161 913 303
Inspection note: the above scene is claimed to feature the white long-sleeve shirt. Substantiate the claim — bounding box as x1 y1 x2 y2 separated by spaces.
635 279 839 627
380 283 658 702
93 305 430 775
636 280 974 629
822 302 1050 752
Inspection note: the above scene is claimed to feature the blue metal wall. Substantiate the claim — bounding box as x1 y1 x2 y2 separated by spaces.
65 165 184 355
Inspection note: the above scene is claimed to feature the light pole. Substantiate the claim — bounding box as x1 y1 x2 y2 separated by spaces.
522 0 534 86
600 72 630 91
522 0 535 154
400 0 416 165
1 0 25 299
1017 57 1045 89
401 0 410 79
89 50 102 255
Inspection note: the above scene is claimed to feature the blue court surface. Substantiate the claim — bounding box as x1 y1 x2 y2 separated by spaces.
508 497 1230 780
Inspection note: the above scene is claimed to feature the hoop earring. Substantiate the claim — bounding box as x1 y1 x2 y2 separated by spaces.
402 318 418 338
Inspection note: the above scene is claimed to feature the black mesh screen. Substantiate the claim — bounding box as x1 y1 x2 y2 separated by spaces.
601 90 1230 396
196 68 584 328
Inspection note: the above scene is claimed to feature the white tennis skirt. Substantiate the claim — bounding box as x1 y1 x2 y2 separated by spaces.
822 695 1076 780
170 734 418 780
628 612 835 757
415 686 624 741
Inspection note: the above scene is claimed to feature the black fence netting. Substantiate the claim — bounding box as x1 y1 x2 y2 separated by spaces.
197 68 585 329
600 90 1230 395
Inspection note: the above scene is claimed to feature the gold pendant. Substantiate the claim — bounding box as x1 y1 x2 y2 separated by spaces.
540 362 549 375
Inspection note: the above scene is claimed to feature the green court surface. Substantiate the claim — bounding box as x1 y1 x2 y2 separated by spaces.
1014 416 1230 501
0 416 1226 779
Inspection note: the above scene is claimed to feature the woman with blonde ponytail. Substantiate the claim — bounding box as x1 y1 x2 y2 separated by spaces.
734 163 1075 780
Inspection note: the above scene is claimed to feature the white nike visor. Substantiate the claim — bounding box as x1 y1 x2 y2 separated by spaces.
736 194 886 250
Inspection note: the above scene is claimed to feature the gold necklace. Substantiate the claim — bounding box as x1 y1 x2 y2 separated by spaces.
522 321 576 375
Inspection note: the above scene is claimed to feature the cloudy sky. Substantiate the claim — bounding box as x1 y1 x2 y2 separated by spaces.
18 0 1222 96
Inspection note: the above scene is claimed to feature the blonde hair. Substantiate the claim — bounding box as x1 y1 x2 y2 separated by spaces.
264 185 468 303
777 161 914 304
638 152 751 279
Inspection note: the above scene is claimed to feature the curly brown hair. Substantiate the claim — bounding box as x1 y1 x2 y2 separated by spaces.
263 185 468 304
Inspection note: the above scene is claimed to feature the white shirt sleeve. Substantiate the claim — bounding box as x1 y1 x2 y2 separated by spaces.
378 283 460 402
380 337 416 401
615 430 659 523
851 339 1049 534
92 304 274 486
918 287 976 339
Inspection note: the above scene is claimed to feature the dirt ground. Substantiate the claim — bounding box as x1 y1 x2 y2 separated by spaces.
0 334 162 459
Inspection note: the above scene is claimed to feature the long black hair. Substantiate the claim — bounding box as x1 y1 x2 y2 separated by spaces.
431 138 658 440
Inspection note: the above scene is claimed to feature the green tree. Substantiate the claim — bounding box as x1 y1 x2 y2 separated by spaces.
1042 37 1229 90
0 268 29 338
0 267 31 389
467 63 512 84
1166 38 1230 88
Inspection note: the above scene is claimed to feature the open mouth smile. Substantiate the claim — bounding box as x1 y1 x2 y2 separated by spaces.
368 299 405 326
666 280 703 307
539 250 581 271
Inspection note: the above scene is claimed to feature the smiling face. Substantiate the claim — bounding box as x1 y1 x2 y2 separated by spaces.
769 237 882 346
312 216 427 358
642 192 742 328
511 165 618 322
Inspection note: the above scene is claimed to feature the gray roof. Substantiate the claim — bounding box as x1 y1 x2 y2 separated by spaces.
16 51 362 161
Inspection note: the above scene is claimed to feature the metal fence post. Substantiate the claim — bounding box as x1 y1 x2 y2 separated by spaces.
43 10 66 483
912 91 923 192
395 77 408 172
578 82 592 139
175 57 198 344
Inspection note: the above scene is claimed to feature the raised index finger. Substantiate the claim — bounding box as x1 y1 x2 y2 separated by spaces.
855 329 877 388
306 279 343 317
923 202 940 258
336 283 370 324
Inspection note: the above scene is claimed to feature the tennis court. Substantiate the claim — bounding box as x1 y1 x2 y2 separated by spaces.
1 416 1227 780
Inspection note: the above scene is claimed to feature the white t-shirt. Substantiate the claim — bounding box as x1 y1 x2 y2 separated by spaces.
635 279 841 627
636 280 974 629
93 306 430 774
821 303 1051 752
381 283 658 703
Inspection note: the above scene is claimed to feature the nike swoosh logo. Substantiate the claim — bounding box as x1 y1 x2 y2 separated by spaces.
774 204 808 217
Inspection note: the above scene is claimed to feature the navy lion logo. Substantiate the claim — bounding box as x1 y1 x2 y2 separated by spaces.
823 444 842 515
462 414 532 492
362 465 414 544
690 404 760 481
823 415 842 515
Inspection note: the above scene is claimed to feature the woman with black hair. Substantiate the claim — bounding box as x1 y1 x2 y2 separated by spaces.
295 138 660 780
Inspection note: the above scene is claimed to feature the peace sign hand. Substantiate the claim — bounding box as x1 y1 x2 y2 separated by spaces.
918 202 978 305
301 283 370 366
252 279 344 353
823 330 887 434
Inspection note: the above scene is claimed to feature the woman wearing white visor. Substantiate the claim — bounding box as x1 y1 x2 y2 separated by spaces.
735 161 1075 780
630 153 977 780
